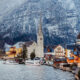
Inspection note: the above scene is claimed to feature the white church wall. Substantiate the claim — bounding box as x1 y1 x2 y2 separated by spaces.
27 42 37 59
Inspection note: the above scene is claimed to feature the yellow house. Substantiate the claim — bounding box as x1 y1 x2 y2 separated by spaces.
6 47 22 58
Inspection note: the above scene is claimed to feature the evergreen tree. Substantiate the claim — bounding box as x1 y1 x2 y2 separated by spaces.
30 50 35 60
0 49 3 54
22 44 27 60
0 49 2 57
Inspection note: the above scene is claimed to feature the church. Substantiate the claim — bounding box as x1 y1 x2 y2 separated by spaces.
25 17 44 59
5 17 44 59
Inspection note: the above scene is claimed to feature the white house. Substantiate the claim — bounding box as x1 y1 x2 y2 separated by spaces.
54 45 65 57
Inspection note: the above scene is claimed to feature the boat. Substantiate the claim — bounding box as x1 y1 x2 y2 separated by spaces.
25 60 40 66
25 58 41 66
3 60 18 65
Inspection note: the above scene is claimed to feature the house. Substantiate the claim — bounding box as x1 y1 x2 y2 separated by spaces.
54 45 65 58
66 44 76 58
6 47 22 58
44 45 65 61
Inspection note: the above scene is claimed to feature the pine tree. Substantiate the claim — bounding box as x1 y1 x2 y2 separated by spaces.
30 50 35 60
22 44 27 60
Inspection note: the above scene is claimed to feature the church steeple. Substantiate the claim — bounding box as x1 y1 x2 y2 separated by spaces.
36 15 44 58
38 15 43 36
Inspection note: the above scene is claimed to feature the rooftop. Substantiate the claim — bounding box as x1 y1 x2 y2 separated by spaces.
25 41 35 47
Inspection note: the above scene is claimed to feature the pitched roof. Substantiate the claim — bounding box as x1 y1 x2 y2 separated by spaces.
53 44 65 49
25 41 35 47
44 45 64 53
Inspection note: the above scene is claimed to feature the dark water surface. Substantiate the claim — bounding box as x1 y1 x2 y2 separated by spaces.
0 61 75 80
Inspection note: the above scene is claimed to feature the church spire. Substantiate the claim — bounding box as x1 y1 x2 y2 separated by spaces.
38 13 43 35
36 13 44 58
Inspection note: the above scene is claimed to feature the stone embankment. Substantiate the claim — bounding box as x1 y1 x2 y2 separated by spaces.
45 61 80 80
53 64 80 80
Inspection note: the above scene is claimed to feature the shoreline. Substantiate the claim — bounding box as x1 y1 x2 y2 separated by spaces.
0 59 79 79
45 63 79 80
53 64 79 80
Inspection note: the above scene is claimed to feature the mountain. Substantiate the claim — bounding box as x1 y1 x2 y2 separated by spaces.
0 0 80 48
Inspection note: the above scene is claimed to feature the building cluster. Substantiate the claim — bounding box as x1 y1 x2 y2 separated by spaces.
5 17 44 59
4 16 80 68
44 45 65 61
65 33 80 66
53 33 80 67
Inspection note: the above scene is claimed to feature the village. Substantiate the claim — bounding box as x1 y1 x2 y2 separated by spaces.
0 18 80 80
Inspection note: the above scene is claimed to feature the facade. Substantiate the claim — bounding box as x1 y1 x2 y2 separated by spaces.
54 45 65 57
6 47 22 58
25 41 37 59
66 51 80 64
66 44 76 58
44 45 65 59
65 49 72 58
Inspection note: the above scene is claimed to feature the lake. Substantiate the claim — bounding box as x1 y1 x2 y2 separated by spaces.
0 61 75 80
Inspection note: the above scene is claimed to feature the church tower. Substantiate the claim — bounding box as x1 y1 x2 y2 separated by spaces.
36 16 44 58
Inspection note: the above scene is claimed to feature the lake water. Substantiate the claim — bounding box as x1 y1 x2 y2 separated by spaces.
0 61 75 80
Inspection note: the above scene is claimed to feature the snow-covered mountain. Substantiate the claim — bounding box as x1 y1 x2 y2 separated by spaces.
0 0 80 48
